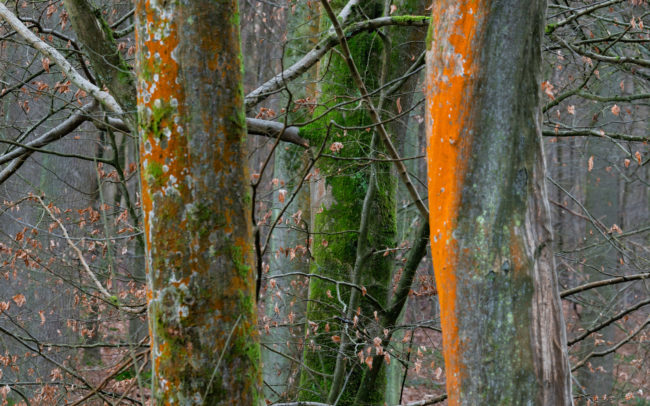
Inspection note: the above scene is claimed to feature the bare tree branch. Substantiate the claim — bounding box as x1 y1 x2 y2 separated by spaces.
244 15 429 109
568 298 650 346
543 129 648 142
0 102 100 184
571 315 650 371
0 3 124 115
561 272 650 298
246 118 307 147
34 195 145 314
0 102 96 166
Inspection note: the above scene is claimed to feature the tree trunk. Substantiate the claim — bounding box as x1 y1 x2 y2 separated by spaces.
262 3 318 402
135 1 260 404
300 2 397 405
64 0 136 127
425 1 572 404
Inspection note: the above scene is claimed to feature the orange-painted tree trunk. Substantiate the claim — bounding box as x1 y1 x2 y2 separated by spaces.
135 1 260 404
425 1 572 404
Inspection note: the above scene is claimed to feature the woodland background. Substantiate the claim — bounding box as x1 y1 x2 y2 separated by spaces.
0 0 647 405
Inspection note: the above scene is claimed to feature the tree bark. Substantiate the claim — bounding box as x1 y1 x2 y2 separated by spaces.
425 1 572 404
63 0 136 120
300 2 397 405
135 1 260 404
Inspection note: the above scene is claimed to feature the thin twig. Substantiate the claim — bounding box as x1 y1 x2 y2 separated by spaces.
34 195 144 313
571 314 650 371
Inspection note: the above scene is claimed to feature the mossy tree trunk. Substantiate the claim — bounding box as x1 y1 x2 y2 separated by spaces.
64 0 136 128
299 1 397 405
135 1 260 404
425 1 572 404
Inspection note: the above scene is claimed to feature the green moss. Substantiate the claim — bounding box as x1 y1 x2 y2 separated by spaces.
299 3 397 404
230 244 251 279
145 161 164 187
544 23 556 35
243 189 252 205
390 15 429 24
151 101 174 140
426 16 435 49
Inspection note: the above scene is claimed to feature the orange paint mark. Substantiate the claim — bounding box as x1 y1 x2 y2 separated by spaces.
425 2 483 403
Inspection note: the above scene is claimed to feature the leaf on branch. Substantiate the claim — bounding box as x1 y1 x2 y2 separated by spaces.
434 367 443 380
50 368 62 381
635 151 642 165
53 80 71 94
329 142 344 153
609 224 623 234
42 57 50 73
611 104 620 116
541 81 555 100
12 294 26 307
588 156 594 172
365 356 373 369
60 10 68 30
33 81 49 92
331 335 341 343
74 89 87 104
46 3 57 19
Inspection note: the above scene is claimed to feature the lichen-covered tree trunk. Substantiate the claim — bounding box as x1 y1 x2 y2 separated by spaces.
425 1 572 404
300 2 397 405
135 1 260 404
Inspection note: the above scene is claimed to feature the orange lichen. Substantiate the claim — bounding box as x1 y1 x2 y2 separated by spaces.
136 1 259 402
136 0 186 261
509 226 528 273
425 1 483 403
